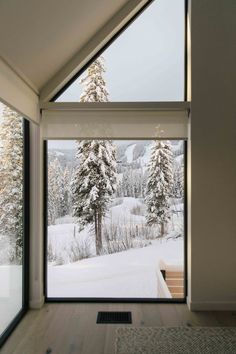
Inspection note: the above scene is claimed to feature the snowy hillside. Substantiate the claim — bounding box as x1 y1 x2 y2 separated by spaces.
48 148 76 169
48 196 183 264
48 238 183 298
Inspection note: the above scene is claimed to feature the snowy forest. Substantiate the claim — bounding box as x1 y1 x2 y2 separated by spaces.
47 138 184 265
47 57 185 269
0 104 23 266
0 102 24 336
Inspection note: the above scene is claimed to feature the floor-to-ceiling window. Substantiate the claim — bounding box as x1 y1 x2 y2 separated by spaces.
45 139 186 299
0 101 29 346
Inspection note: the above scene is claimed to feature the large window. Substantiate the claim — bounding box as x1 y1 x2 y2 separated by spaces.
55 0 185 102
46 139 186 300
43 0 187 301
0 102 29 346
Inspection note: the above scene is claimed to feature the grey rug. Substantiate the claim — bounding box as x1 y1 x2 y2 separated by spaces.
115 327 236 354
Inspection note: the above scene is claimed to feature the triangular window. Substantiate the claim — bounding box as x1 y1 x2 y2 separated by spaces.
55 0 185 102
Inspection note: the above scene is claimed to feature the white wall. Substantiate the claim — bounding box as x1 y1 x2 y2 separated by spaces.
0 58 39 123
189 0 236 310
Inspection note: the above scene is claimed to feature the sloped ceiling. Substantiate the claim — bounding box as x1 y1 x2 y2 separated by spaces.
0 0 133 93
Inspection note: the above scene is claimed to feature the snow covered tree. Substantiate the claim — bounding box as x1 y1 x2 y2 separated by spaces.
71 140 117 254
122 168 134 197
145 141 174 237
133 169 145 198
0 105 23 263
48 158 64 225
72 56 117 255
80 56 108 102
121 167 145 198
115 180 123 198
61 166 71 216
172 162 184 199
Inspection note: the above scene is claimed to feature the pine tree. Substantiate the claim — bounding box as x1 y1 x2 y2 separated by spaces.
115 180 123 198
133 169 144 198
0 105 23 262
48 158 64 225
122 167 138 197
61 166 71 216
172 162 184 199
80 57 108 102
72 57 117 255
145 141 174 237
71 140 117 254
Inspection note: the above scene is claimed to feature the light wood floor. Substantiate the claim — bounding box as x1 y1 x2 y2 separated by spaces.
1 303 236 354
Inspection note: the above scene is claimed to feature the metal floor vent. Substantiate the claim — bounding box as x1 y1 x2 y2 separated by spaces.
97 311 132 324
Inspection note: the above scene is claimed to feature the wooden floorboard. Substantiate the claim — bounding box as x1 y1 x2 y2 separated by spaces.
1 303 236 354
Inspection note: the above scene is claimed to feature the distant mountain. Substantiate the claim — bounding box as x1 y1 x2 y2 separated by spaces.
114 140 184 167
48 140 184 169
48 149 76 169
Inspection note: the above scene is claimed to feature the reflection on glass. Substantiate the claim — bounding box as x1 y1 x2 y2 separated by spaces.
47 140 185 299
0 102 23 336
56 0 185 102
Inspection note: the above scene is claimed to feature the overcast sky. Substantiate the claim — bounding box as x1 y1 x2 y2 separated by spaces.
57 0 185 103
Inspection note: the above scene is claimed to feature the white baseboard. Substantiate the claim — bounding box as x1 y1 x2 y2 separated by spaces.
188 300 236 311
29 296 45 309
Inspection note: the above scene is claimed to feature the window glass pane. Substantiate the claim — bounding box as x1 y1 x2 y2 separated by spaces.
0 102 24 336
47 139 185 299
56 0 185 102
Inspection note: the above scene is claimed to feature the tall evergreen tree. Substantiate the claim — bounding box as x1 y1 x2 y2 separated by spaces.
71 140 117 254
122 168 134 197
80 57 108 102
145 141 174 237
48 158 64 225
172 162 184 199
0 105 23 262
72 57 117 255
61 166 71 216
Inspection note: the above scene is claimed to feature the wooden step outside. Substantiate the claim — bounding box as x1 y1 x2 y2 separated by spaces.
162 269 184 298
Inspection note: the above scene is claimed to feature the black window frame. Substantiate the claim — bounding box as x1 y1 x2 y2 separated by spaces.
44 138 187 304
0 119 30 348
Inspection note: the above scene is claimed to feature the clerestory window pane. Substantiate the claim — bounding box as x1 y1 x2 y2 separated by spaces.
56 0 185 102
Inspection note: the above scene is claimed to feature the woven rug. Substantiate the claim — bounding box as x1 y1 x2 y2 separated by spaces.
115 327 236 354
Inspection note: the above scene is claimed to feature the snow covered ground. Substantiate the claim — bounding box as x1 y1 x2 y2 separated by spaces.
48 238 183 298
47 196 184 298
107 197 145 224
48 197 183 262
0 265 22 335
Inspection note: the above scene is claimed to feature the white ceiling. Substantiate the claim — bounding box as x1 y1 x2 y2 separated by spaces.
0 0 131 93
